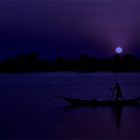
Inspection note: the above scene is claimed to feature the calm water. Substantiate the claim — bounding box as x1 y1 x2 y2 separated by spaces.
0 72 140 139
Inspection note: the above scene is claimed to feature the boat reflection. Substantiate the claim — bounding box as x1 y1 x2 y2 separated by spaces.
64 105 123 129
112 106 123 129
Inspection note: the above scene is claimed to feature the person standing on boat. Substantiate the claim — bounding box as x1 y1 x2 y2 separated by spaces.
111 82 123 101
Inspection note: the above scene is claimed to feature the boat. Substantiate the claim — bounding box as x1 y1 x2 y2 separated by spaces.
55 96 140 106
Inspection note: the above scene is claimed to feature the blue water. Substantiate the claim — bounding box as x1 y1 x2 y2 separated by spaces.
0 72 140 139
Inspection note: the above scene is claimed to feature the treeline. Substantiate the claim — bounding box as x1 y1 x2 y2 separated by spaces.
0 52 140 72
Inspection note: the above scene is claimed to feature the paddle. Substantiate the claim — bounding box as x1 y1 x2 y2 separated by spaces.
110 88 116 101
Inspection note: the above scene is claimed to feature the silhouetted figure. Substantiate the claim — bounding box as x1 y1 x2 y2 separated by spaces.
111 82 123 101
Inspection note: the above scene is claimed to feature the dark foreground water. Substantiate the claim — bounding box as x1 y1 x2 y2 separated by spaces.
0 72 140 139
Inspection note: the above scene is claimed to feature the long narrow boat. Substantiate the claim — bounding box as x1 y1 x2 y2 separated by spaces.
55 96 140 106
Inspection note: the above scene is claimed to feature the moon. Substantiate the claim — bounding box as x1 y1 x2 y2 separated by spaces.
115 47 123 54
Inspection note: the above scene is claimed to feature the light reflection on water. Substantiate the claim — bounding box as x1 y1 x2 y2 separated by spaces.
0 72 140 139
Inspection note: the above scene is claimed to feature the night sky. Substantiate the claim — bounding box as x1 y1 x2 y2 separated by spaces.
1 0 140 60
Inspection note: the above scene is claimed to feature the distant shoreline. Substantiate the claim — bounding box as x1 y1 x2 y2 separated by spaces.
1 70 140 73
1 52 140 73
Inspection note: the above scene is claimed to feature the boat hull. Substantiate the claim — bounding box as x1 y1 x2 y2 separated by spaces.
55 96 140 106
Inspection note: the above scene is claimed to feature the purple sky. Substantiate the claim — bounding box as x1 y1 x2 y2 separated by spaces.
0 0 140 59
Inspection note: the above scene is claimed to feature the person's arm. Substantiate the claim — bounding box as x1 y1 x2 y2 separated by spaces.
111 87 116 90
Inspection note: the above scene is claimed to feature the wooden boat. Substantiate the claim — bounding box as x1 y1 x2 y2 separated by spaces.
55 96 140 106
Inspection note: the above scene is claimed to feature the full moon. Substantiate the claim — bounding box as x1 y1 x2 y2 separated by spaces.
115 47 123 54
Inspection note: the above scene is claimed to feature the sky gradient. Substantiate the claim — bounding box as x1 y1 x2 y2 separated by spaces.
1 0 140 59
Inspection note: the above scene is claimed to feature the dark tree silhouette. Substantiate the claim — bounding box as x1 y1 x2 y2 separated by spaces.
0 52 140 72
27 52 38 64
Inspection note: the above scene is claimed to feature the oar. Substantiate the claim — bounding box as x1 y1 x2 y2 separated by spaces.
110 89 115 101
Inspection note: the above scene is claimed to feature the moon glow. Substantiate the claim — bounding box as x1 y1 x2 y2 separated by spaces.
115 47 123 54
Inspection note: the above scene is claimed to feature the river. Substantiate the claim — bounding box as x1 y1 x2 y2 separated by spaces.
0 72 140 139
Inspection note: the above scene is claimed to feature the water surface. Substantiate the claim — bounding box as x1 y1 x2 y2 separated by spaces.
0 72 140 139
